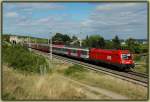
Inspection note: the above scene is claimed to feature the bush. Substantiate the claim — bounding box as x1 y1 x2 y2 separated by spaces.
2 44 50 74
133 55 141 62
64 64 87 76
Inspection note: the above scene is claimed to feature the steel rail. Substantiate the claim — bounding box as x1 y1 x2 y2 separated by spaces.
32 49 148 87
127 71 148 78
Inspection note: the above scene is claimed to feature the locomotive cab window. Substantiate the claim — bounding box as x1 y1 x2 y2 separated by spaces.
121 54 131 60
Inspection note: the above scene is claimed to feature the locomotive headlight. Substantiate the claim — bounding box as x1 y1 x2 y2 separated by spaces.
122 60 125 64
127 54 130 56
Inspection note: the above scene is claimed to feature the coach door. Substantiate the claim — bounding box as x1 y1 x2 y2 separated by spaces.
68 49 71 56
77 50 81 58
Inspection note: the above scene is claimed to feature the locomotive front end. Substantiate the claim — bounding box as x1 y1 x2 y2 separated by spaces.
120 52 135 69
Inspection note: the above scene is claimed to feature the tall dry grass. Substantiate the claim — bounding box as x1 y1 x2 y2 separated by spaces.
2 65 86 100
68 70 148 100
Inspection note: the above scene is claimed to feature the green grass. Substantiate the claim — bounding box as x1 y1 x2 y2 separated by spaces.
30 37 48 44
62 65 147 99
133 54 148 74
2 44 50 74
134 65 148 74
64 64 88 79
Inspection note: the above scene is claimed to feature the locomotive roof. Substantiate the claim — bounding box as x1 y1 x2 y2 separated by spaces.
30 43 89 51
90 48 130 54
53 45 89 51
29 43 129 53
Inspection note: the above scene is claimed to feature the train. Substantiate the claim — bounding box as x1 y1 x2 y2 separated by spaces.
24 43 135 70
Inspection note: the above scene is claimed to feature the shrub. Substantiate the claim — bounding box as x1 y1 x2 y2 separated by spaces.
133 54 142 62
64 64 87 76
2 44 50 74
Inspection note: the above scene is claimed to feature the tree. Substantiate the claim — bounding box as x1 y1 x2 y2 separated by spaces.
71 35 78 41
85 35 105 48
52 33 64 41
105 40 113 49
63 34 71 42
126 38 141 53
52 33 71 44
2 34 10 42
85 35 89 47
98 37 105 48
112 35 121 49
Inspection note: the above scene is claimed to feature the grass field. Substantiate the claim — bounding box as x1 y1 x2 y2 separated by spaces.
2 65 88 100
2 62 147 100
133 54 148 74
2 44 148 100
62 65 147 99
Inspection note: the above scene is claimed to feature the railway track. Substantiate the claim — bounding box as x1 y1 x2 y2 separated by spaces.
32 49 148 87
127 71 148 78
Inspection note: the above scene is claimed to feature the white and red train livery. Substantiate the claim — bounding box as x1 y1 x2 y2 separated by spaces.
25 43 135 70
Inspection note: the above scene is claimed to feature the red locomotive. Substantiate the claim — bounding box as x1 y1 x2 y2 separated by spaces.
90 48 134 70
25 43 135 70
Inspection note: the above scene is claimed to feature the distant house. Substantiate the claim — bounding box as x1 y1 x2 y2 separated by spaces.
135 39 147 44
120 40 126 45
9 36 19 44
121 41 126 45
9 36 26 44
70 38 82 47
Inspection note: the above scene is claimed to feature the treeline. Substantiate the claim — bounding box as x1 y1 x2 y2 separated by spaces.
52 33 148 54
3 33 148 54
84 35 148 54
52 33 78 45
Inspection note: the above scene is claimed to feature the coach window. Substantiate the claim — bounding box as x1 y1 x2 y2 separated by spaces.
72 50 76 53
63 48 66 52
82 51 84 55
64 48 67 52
82 51 85 55
82 51 87 55
60 48 63 51
56 48 59 51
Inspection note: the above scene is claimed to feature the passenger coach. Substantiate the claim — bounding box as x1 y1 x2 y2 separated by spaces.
25 43 135 70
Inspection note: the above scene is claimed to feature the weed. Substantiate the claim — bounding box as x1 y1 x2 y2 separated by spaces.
64 64 87 76
2 44 50 74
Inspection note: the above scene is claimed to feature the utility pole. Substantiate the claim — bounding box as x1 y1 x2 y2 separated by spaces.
28 36 31 51
49 32 52 60
79 32 82 47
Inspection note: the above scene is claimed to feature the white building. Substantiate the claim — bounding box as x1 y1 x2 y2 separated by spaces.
9 36 19 44
9 36 23 44
121 41 126 45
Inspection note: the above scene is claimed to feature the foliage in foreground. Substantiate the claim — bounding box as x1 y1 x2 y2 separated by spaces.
2 44 50 74
64 64 87 79
2 66 86 100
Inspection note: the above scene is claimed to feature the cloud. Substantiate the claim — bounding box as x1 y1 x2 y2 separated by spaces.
5 12 18 17
3 3 147 39
4 3 65 13
80 3 147 39
95 3 139 11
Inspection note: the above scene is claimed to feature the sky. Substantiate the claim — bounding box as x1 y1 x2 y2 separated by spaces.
3 2 147 39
